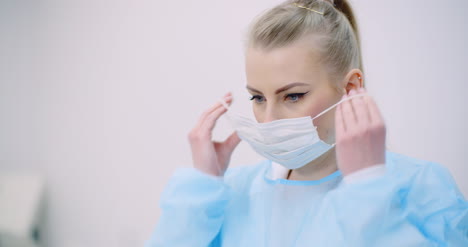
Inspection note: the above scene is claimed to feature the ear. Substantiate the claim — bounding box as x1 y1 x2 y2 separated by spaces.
340 69 364 95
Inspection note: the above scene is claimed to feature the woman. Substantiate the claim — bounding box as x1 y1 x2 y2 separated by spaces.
146 0 468 246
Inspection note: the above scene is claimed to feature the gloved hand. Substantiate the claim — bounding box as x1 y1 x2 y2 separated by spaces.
335 88 386 176
188 92 242 177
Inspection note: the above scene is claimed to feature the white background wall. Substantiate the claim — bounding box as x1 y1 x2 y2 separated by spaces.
1 0 467 246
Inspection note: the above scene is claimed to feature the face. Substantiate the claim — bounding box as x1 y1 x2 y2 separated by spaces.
245 38 360 144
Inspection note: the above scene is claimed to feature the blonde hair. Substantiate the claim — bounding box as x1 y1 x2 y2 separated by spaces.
246 0 363 88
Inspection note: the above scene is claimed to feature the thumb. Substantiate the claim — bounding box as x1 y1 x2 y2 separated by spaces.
224 132 241 152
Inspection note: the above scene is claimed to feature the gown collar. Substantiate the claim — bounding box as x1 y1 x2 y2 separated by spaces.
263 160 342 186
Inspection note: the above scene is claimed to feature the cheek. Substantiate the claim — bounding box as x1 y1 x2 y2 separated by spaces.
305 97 331 120
252 105 263 122
315 109 336 142
307 98 339 141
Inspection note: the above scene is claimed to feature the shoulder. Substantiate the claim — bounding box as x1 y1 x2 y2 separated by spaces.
386 150 452 178
385 150 449 177
385 150 465 200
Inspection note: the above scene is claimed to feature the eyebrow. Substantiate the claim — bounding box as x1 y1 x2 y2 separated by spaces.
246 82 310 95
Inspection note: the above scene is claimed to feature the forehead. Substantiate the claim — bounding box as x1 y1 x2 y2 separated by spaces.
245 38 327 90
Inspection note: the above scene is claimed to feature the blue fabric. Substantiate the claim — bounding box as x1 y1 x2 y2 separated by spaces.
145 151 468 247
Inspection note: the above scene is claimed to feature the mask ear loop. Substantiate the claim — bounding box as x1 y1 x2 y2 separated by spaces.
312 93 367 147
219 97 260 129
312 93 367 120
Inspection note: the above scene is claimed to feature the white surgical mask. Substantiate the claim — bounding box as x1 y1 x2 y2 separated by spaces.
220 93 365 170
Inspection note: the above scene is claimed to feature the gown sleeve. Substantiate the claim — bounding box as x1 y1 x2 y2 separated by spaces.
326 161 468 246
144 167 232 247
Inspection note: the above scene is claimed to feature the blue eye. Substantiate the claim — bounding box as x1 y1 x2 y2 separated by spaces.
249 95 265 104
285 92 309 103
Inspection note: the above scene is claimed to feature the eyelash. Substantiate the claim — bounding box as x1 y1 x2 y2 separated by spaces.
249 92 309 103
249 95 265 103
285 92 309 103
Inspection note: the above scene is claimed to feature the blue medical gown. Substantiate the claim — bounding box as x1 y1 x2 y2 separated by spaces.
145 151 468 246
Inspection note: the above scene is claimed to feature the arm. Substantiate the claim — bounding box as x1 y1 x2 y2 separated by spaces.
145 168 231 247
145 93 240 246
328 162 467 246
333 88 467 245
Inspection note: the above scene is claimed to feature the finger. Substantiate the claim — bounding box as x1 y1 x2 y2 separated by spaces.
365 96 384 124
224 132 241 152
195 94 232 129
335 97 346 137
341 91 358 130
202 103 230 132
202 93 232 119
350 92 371 125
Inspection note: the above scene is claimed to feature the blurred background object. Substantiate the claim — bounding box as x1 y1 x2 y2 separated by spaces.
0 173 44 247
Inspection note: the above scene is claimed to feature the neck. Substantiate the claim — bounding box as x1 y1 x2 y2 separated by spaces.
287 147 338 181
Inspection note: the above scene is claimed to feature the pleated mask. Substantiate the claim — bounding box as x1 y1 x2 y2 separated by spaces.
219 93 365 169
